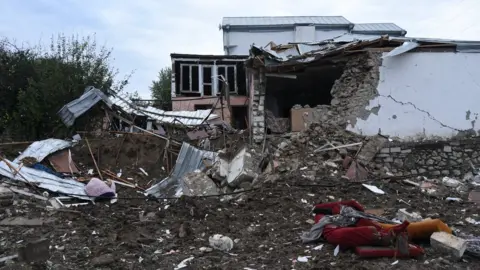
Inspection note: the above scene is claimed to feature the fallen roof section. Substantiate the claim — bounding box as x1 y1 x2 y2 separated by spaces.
249 33 480 70
58 87 219 127
0 158 89 200
145 142 217 198
58 86 112 127
13 139 74 164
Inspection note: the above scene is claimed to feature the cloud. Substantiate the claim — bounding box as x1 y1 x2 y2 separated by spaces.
0 0 478 97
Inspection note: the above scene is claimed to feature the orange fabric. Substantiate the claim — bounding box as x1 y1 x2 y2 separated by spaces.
379 219 452 241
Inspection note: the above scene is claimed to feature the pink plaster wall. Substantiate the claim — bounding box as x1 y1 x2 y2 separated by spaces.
172 96 249 124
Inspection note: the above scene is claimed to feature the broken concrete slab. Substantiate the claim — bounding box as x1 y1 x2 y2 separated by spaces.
181 171 219 196
226 147 258 187
430 232 467 259
0 217 55 226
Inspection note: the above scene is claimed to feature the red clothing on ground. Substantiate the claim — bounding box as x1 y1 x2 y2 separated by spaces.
312 200 424 257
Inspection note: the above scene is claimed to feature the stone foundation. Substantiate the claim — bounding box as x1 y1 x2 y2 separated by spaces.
373 138 480 177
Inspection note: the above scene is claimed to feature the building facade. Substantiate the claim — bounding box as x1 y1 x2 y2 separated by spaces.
220 16 406 55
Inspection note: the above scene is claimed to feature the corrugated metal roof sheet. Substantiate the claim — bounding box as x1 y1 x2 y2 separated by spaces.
0 158 89 200
222 16 351 27
14 139 73 164
111 93 218 126
352 23 405 33
58 87 218 127
145 142 217 198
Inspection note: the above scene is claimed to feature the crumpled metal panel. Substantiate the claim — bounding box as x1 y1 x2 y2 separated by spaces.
110 93 218 126
58 86 112 127
14 139 73 164
383 41 419 58
0 159 89 200
145 142 217 198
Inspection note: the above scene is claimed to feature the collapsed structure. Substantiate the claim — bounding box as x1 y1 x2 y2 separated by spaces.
0 15 480 268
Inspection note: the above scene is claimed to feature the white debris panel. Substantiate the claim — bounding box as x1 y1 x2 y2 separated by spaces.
0 159 89 200
13 139 73 164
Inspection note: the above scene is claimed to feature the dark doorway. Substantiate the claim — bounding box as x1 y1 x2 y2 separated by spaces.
231 106 248 130
265 64 345 117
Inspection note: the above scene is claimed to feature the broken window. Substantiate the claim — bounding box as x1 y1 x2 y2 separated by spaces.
217 65 237 93
203 66 213 96
180 64 200 92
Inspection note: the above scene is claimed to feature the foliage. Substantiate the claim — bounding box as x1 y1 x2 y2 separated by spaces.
150 67 172 109
0 34 131 140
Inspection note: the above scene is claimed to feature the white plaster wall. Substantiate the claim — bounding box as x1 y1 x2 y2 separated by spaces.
347 52 480 140
314 29 348 42
226 29 348 55
228 31 294 55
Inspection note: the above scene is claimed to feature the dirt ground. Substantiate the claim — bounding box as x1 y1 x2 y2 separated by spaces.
0 172 478 270
0 133 478 269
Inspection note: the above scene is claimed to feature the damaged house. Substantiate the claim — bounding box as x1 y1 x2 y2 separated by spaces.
171 16 406 132
247 34 480 142
170 54 249 129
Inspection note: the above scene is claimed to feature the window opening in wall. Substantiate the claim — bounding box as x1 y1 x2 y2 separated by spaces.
227 66 235 92
203 66 212 96
191 66 199 92
264 64 346 118
181 65 190 92
180 64 200 92
217 65 237 93
231 106 248 129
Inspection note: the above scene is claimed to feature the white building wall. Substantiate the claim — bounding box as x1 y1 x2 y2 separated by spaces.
347 52 480 140
225 29 348 55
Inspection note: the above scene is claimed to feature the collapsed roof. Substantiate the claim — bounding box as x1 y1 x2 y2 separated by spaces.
58 86 219 127
248 33 480 72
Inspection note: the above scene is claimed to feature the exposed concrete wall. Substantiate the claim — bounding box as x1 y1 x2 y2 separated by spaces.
347 52 480 140
172 96 248 124
373 138 480 179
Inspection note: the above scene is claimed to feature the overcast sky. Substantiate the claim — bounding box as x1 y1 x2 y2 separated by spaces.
0 0 477 97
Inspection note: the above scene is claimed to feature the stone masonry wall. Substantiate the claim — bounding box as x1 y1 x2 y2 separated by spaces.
304 52 383 128
252 68 266 143
373 138 480 178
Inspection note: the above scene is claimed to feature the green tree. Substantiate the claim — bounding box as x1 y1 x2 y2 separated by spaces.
0 34 131 140
150 67 172 109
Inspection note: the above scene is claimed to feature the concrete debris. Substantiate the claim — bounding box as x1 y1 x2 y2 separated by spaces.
182 171 219 196
442 177 462 188
396 209 423 222
221 147 258 188
209 234 234 252
430 232 467 259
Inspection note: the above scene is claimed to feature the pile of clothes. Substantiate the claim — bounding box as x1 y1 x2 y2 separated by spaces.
301 200 455 258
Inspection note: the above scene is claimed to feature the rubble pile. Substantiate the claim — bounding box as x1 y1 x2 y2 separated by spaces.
272 122 367 180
